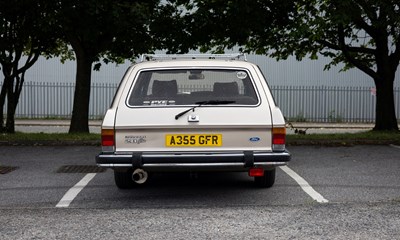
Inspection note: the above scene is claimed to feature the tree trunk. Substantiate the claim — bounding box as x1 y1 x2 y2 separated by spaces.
373 74 398 131
0 76 18 133
5 84 16 133
1 63 13 133
1 55 37 133
0 79 8 132
5 74 26 133
68 49 93 133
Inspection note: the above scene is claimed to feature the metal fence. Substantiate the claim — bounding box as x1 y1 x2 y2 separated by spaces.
2 82 117 120
271 86 384 122
1 81 399 122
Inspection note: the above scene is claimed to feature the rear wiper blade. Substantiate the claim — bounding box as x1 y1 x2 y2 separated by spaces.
175 100 236 120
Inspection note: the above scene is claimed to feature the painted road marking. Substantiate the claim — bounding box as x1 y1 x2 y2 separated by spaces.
56 173 97 208
280 166 329 203
390 144 400 149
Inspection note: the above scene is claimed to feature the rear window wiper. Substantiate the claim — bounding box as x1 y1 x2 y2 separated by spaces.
175 100 236 120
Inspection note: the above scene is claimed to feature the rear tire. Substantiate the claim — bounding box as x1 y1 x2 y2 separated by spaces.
114 169 136 189
254 168 276 188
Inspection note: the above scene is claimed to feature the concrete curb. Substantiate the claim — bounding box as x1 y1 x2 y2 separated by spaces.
288 123 374 129
15 120 102 127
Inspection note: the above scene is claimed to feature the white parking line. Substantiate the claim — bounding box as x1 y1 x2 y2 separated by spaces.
56 173 97 208
280 166 329 203
390 144 400 149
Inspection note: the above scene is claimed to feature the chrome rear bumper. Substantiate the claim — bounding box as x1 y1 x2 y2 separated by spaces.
96 150 291 171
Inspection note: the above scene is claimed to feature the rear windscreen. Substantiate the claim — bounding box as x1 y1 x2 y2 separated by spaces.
127 69 259 106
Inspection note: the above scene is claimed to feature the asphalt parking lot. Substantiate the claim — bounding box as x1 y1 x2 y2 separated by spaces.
1 145 399 239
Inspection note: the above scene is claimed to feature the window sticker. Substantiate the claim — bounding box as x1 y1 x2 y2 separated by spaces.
236 71 247 79
147 100 176 106
151 100 168 106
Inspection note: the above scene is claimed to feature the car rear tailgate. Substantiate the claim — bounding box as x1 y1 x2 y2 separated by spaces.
114 106 273 152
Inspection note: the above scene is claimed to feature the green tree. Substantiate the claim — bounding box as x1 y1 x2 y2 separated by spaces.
191 0 399 131
0 0 58 133
149 0 197 54
55 0 161 133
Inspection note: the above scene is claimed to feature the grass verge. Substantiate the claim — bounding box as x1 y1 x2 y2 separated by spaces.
287 130 400 146
0 132 100 146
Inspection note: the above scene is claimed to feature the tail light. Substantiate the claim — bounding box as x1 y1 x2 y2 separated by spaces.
249 167 264 177
272 127 286 152
101 129 115 152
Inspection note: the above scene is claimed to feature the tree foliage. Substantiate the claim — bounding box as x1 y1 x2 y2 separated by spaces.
1 0 196 134
54 0 163 133
187 0 296 54
149 1 194 53
3 0 397 132
191 0 400 130
0 0 58 133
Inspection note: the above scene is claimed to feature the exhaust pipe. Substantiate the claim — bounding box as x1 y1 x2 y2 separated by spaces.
132 168 148 184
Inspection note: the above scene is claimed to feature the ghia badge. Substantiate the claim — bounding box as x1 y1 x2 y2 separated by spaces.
125 136 146 144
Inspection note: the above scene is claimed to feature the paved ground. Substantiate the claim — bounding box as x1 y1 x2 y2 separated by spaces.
14 119 375 134
1 145 399 239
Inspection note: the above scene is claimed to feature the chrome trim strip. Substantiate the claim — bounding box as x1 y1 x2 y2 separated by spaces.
97 162 287 169
144 162 245 168
143 153 244 158
101 152 290 158
254 162 288 166
97 164 133 168
99 154 132 159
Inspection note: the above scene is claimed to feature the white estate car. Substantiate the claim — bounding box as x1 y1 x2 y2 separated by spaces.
96 54 291 188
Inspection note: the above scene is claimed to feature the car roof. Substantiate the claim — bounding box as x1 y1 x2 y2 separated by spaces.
131 53 257 69
132 59 258 69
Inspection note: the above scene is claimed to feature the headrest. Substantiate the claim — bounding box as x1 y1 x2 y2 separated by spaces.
152 80 178 97
213 82 239 96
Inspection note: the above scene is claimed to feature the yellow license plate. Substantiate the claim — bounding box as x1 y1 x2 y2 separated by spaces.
166 134 222 147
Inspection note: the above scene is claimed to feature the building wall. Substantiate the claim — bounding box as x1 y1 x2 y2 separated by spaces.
23 54 400 88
